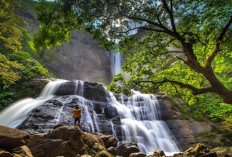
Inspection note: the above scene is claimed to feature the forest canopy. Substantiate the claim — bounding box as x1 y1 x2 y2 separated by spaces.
34 0 232 105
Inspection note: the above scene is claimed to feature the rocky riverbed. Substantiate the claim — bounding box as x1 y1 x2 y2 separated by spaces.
1 125 232 157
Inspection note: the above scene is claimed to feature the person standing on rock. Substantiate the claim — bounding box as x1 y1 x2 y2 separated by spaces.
73 105 85 128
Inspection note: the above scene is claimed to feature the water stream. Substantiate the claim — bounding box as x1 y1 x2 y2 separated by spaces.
0 80 67 128
0 80 180 155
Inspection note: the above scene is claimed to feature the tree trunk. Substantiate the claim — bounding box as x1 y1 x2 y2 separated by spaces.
203 68 232 104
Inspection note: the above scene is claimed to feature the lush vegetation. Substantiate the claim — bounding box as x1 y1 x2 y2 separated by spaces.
32 0 232 131
0 0 54 109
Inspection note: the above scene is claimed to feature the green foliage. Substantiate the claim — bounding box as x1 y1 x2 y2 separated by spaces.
0 0 55 109
222 116 232 132
19 0 37 11
195 131 216 138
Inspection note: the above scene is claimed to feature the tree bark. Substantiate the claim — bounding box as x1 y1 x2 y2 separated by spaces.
202 67 232 104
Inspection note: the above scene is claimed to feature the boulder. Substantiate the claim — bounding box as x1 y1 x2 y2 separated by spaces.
0 126 30 149
193 143 207 153
13 145 33 157
0 148 13 157
104 106 118 119
115 141 140 157
96 150 114 157
27 126 106 157
53 124 63 130
210 147 232 157
129 152 147 157
153 149 165 157
200 152 217 157
92 133 118 148
107 147 116 156
112 116 121 125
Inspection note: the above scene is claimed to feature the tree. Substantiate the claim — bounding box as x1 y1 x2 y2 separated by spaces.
35 0 232 104
0 0 26 86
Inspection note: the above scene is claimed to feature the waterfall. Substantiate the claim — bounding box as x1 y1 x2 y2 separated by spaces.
0 79 180 156
107 90 180 156
74 80 84 96
0 80 67 128
110 50 122 76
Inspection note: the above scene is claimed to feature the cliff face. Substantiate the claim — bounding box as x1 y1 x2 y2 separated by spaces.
19 8 112 85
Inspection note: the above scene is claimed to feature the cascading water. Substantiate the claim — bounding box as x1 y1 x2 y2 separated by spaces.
108 90 180 156
0 80 67 128
0 78 180 155
110 50 123 76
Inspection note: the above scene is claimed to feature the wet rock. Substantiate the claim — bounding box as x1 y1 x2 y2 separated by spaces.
92 133 118 148
95 104 103 114
115 141 140 157
153 149 165 157
107 147 116 156
112 116 121 125
104 106 118 119
129 152 147 157
0 126 30 149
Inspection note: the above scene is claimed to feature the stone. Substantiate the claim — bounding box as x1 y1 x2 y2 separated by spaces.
92 133 118 148
112 116 121 125
96 150 114 157
129 152 147 157
107 147 116 156
53 124 63 130
0 149 13 157
193 143 207 153
115 141 140 157
0 126 30 149
13 145 33 157
200 152 217 157
153 149 166 157
27 126 105 157
104 106 118 119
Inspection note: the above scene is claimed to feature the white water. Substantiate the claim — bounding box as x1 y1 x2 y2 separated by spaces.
108 91 180 156
0 80 67 128
0 79 180 155
111 50 123 76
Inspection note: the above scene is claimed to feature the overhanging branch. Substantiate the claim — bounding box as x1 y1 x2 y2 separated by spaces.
130 79 214 95
205 15 232 68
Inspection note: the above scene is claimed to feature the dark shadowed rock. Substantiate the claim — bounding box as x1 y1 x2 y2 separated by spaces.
95 104 103 114
107 147 116 156
0 148 13 157
115 141 140 157
104 106 118 119
0 126 30 149
129 152 147 157
53 124 63 130
92 133 118 148
112 116 121 125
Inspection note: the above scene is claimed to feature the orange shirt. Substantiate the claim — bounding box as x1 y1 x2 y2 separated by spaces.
73 107 85 118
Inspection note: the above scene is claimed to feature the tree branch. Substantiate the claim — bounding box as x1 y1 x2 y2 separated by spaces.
161 0 176 32
205 15 232 68
131 79 214 95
